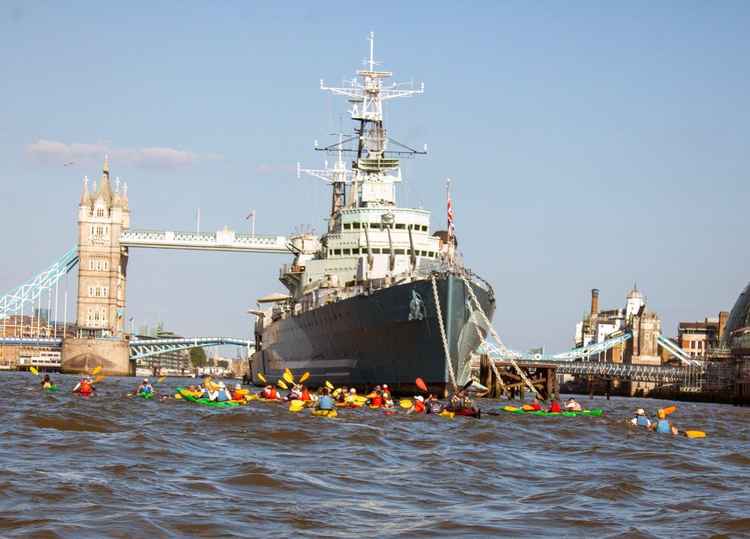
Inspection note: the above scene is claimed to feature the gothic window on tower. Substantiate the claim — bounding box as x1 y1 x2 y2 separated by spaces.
97 208 105 217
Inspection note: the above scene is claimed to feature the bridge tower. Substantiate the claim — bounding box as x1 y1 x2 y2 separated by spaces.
61 157 133 376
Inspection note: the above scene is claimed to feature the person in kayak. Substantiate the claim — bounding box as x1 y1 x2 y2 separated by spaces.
651 409 678 435
260 385 280 400
336 387 349 404
565 397 583 412
367 387 384 408
407 395 426 414
40 374 54 389
214 382 232 402
425 394 443 414
548 400 562 413
231 383 247 401
630 408 651 428
286 384 302 401
299 385 312 402
73 376 95 396
136 378 153 396
315 388 335 411
382 384 394 408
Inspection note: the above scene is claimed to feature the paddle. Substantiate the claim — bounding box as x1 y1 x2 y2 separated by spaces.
684 430 706 439
325 380 334 391
91 366 102 376
660 405 677 416
283 368 295 385
257 372 267 384
158 376 166 383
30 366 39 376
415 377 428 393
277 379 289 390
299 372 310 383
399 399 413 409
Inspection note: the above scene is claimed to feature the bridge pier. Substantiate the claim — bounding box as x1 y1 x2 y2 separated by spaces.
61 337 133 376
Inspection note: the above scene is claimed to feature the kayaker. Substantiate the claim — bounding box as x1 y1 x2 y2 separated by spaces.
40 374 54 389
565 397 582 412
651 409 678 435
286 385 302 401
336 387 348 404
261 385 280 400
231 383 247 401
425 394 443 414
214 382 232 402
316 388 335 411
73 376 95 396
136 378 153 396
529 398 542 411
368 388 384 408
630 408 651 428
300 385 312 402
382 384 395 408
548 400 562 413
407 395 426 414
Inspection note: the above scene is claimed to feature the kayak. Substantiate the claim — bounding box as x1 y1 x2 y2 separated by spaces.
43 385 59 392
289 400 306 413
311 409 337 418
137 392 154 399
438 410 455 419
176 388 241 408
502 405 603 417
452 407 481 419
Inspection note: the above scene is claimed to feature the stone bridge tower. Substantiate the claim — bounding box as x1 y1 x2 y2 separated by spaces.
62 157 132 376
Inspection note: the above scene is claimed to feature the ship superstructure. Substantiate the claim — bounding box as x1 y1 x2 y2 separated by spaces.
251 34 495 394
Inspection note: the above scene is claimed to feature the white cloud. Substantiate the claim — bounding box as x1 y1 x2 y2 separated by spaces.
26 139 221 169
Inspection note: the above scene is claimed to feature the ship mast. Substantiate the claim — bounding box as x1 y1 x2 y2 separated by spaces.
307 32 425 212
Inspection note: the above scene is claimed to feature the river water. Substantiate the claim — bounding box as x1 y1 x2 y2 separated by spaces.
1 372 749 538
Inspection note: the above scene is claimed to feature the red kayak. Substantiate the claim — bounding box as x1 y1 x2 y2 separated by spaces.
452 407 481 419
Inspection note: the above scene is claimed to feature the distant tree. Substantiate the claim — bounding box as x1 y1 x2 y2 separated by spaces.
217 359 229 369
190 347 207 368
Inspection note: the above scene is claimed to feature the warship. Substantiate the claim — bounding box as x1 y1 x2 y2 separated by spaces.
250 34 495 395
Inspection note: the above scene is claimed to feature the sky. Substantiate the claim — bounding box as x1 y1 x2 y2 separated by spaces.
1 1 748 353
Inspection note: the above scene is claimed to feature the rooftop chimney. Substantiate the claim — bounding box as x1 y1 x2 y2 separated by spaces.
590 288 600 317
719 310 729 341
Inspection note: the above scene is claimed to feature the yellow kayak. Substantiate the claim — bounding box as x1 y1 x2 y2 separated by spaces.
311 409 338 418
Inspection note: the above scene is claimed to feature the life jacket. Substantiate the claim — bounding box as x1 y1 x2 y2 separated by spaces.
263 387 278 400
414 401 425 413
530 402 542 411
656 419 671 434
318 395 335 410
79 380 92 395
231 390 245 401
549 401 561 413
636 415 650 427
301 388 311 401
370 395 383 407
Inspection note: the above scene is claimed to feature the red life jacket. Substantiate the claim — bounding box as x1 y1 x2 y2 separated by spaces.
414 401 426 413
79 380 92 395
301 388 311 401
370 395 383 407
549 401 561 413
530 402 542 411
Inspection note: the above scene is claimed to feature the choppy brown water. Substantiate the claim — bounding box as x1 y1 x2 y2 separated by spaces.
2 372 749 538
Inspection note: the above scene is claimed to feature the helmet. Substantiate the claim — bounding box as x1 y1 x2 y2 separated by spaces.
383 384 389 389
349 388 356 394
415 396 424 402
636 408 645 416
143 378 149 383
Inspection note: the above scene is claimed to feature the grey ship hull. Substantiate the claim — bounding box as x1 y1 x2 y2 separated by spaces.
250 272 495 396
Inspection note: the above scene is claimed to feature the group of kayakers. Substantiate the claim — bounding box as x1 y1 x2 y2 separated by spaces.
630 407 679 435
517 396 584 413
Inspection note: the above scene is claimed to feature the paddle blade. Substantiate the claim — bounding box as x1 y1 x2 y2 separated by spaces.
257 372 267 384
158 376 166 383
332 388 342 397
399 399 413 409
94 374 106 384
29 366 39 376
277 379 289 390
415 378 428 393
299 372 310 383
325 380 334 390
662 405 677 416
283 368 294 384
91 366 102 375
685 430 706 439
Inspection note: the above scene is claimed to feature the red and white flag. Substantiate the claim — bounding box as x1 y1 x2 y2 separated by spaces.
447 180 455 240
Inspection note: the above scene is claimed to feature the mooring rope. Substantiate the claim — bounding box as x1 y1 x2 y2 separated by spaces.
431 275 458 393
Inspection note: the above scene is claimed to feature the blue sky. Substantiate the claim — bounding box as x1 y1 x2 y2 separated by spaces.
1 1 748 352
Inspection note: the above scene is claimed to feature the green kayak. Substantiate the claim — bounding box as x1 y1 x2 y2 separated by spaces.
502 406 603 417
43 385 59 392
137 392 154 399
176 387 240 408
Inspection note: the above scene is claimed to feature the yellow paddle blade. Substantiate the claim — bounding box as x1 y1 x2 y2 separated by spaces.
353 396 368 405
289 400 305 413
174 393 183 399
277 379 289 390
158 376 166 383
283 368 295 384
325 380 334 390
257 372 267 384
399 399 413 409
685 430 706 439
299 372 310 383
503 406 519 412
661 405 677 416
332 388 342 397
29 366 39 376
91 366 102 375
94 374 106 384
